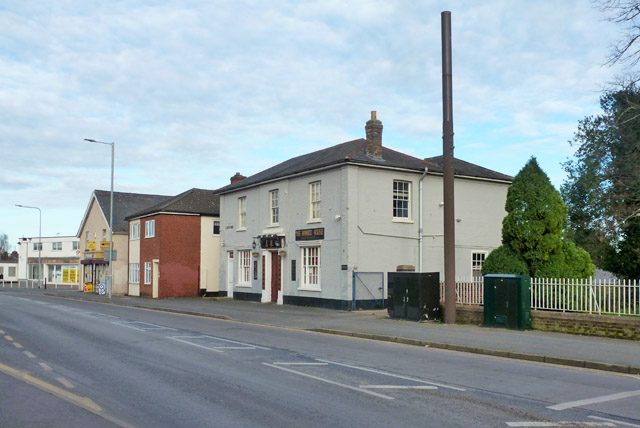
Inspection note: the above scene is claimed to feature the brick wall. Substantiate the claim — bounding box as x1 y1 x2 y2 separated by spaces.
140 214 201 298
455 305 640 340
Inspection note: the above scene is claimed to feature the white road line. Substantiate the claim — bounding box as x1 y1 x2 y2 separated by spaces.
315 358 466 391
112 321 177 331
167 335 270 352
548 390 640 410
360 384 437 390
168 337 223 352
262 363 394 400
39 363 52 371
13 342 23 349
24 351 36 358
272 362 329 366
506 422 615 427
589 415 640 427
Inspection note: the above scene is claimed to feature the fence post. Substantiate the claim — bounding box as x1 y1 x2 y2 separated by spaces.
588 277 593 314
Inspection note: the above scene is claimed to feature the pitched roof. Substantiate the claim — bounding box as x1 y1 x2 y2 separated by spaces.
126 188 220 220
215 138 512 194
424 156 513 182
91 190 172 234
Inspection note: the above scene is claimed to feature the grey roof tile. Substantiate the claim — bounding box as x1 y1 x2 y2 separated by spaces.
126 188 220 220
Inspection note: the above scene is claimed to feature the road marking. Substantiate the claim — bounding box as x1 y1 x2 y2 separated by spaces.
589 415 640 427
4 335 13 341
0 329 5 334
360 384 437 390
168 335 270 352
81 312 119 319
0 362 101 413
56 377 75 389
272 362 329 366
39 363 53 371
548 390 640 410
24 351 36 358
263 363 394 400
315 358 466 391
506 422 615 427
13 342 23 349
113 321 177 331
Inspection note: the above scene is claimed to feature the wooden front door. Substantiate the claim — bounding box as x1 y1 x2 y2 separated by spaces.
270 252 281 303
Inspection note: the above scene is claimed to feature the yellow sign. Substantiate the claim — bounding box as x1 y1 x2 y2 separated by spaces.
87 241 96 250
100 241 111 249
84 282 93 293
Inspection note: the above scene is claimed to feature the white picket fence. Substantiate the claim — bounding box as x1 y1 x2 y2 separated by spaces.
441 276 640 316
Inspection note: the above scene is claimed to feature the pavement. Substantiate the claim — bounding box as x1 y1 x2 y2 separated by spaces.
3 287 639 375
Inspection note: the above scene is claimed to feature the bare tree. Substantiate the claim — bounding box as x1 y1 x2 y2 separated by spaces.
598 0 640 67
0 233 10 259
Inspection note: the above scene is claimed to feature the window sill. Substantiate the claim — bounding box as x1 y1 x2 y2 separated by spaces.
236 228 247 232
306 219 322 224
392 218 414 224
297 286 321 292
235 283 252 288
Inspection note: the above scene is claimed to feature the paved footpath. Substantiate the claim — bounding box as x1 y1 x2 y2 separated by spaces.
3 287 639 375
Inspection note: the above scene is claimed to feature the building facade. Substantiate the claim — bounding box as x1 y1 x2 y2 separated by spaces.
126 188 221 298
16 236 80 286
77 190 171 294
216 112 512 309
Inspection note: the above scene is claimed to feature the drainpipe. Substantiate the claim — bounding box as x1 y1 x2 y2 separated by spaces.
419 167 428 272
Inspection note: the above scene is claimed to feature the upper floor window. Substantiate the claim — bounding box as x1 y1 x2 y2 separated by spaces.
270 190 279 225
72 241 79 250
102 229 107 241
145 219 155 238
33 242 42 251
130 223 140 240
52 242 62 251
238 197 247 229
309 181 321 221
213 220 220 235
85 231 90 241
393 180 411 219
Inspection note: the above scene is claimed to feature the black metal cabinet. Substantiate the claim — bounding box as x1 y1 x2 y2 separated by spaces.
388 272 441 321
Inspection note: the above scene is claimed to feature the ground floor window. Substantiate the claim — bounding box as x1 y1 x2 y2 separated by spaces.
8 266 16 277
129 263 140 283
472 252 487 278
301 246 320 290
238 250 251 284
144 262 152 284
47 265 79 283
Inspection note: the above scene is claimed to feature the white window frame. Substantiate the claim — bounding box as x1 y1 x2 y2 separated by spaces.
309 181 321 222
8 266 16 277
52 242 62 251
472 252 487 278
392 180 411 221
130 223 140 240
300 245 321 291
144 262 152 284
269 189 279 225
72 241 79 250
129 263 140 283
238 250 251 285
33 242 42 251
145 220 155 238
238 197 247 230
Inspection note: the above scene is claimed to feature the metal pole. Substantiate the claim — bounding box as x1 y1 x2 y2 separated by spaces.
441 11 456 324
15 205 42 287
85 138 115 300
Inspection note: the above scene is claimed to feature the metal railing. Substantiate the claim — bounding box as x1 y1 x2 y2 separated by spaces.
0 280 79 290
440 276 640 316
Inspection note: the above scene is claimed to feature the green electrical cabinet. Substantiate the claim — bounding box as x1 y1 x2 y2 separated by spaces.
483 274 531 330
387 272 440 321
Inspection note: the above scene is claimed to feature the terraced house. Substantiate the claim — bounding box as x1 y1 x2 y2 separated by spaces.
215 112 512 309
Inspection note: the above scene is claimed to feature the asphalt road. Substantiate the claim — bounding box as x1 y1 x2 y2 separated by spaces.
1 291 639 428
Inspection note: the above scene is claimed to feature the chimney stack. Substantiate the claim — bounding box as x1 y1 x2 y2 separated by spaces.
230 172 246 184
365 111 383 158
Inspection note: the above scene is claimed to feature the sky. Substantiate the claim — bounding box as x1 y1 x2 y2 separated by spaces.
0 0 628 251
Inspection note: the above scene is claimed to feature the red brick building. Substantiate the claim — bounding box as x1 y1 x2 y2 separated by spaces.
126 188 220 298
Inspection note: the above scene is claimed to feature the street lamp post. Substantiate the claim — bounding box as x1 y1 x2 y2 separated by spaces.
85 138 114 300
15 205 42 287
